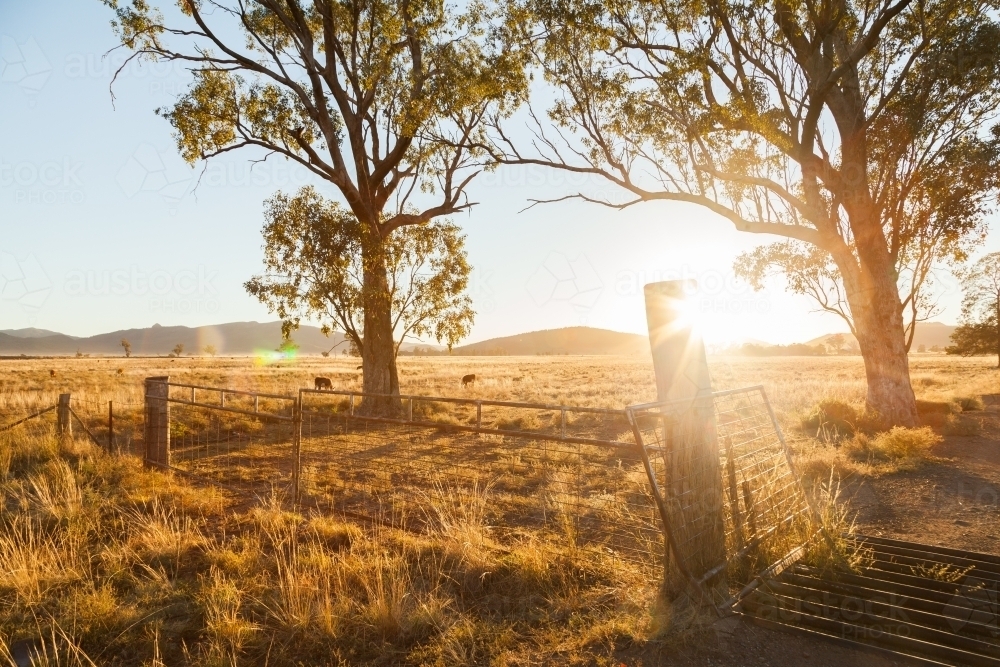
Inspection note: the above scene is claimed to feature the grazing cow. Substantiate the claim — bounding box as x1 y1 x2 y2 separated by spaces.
49 370 56 377
461 373 476 387
314 376 333 391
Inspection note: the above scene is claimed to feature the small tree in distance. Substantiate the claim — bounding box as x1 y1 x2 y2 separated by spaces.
172 343 184 358
276 339 299 356
245 188 475 377
120 339 131 358
203 344 217 357
947 253 1000 367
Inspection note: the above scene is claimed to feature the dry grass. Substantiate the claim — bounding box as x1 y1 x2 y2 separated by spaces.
1 353 998 663
2 352 997 423
0 428 656 665
843 426 941 466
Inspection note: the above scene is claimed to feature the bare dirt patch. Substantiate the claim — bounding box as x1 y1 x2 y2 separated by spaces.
842 407 1000 555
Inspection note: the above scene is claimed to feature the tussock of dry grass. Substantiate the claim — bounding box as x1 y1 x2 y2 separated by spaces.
844 426 940 462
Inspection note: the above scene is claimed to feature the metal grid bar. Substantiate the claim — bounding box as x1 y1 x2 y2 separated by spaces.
68 397 145 455
163 399 295 497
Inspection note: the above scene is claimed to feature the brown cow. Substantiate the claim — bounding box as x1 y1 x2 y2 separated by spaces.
461 374 476 387
314 377 333 391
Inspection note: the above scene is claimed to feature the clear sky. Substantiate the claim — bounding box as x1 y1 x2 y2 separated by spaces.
0 1 992 346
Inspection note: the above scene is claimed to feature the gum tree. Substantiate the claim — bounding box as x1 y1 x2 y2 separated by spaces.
245 186 475 361
102 0 527 414
495 0 1000 425
947 252 1000 367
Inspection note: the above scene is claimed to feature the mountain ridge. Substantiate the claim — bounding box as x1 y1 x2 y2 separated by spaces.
452 326 649 356
0 321 960 357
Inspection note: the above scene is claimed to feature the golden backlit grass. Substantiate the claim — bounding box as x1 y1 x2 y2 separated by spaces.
2 353 995 662
4 352 996 481
0 427 660 666
3 352 998 419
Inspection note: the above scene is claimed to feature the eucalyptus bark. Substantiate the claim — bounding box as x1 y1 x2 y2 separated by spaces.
849 289 919 427
832 178 919 427
817 90 920 426
359 229 402 416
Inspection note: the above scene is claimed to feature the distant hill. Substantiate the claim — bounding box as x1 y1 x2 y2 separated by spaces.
453 326 648 356
805 321 957 352
0 322 343 356
0 328 75 339
0 321 447 357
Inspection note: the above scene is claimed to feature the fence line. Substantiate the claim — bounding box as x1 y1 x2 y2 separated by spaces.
1 380 810 591
627 386 816 610
0 405 56 433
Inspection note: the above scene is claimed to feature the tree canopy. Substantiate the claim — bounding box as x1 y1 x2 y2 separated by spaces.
104 0 528 232
947 252 1000 366
488 0 1000 424
245 187 475 356
102 0 529 411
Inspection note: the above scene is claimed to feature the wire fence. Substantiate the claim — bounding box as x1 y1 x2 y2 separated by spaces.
0 405 57 437
627 386 815 608
1 380 813 590
153 382 298 498
67 396 144 454
298 389 663 568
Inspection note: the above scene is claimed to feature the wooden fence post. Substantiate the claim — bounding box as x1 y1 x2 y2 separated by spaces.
291 391 302 507
144 376 170 467
57 393 72 438
643 280 726 596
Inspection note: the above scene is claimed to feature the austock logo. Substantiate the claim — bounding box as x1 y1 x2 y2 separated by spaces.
1 157 86 205
526 251 602 324
63 265 221 315
0 35 52 103
115 144 315 213
116 144 194 214
0 251 52 323
944 578 999 633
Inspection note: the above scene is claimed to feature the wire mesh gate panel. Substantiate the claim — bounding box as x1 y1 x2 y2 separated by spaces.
298 389 665 568
68 396 145 454
150 382 299 497
627 386 815 607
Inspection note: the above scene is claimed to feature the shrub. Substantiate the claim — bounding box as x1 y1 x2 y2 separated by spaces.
954 395 984 412
915 400 954 427
801 399 862 436
874 426 940 458
846 426 940 461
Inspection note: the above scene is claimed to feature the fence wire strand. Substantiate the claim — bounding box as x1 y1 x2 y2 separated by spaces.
297 394 664 569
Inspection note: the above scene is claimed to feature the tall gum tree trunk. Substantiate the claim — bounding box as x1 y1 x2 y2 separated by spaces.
852 299 918 427
836 132 919 428
360 231 402 416
840 231 919 427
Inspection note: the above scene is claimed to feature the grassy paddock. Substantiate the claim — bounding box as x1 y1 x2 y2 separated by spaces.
0 427 664 666
3 353 997 419
1 354 996 664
